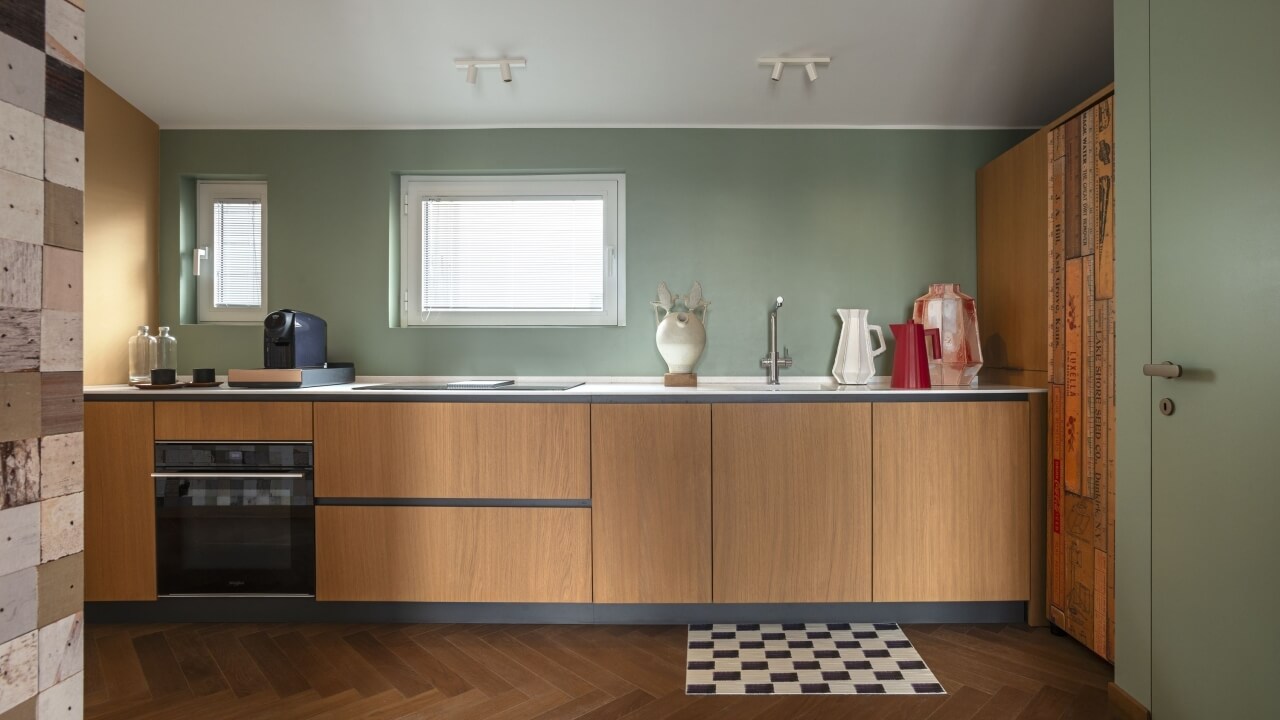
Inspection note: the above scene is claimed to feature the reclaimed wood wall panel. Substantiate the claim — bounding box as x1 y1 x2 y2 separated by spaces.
42 182 80 250
0 32 45 114
1048 94 1115 662
0 172 44 246
1 2 85 714
0 100 43 179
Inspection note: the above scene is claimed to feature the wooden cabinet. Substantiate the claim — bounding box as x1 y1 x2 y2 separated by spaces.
316 506 590 602
592 404 711 603
712 403 872 603
313 402 589 499
85 402 156 600
154 401 312 441
872 401 1030 602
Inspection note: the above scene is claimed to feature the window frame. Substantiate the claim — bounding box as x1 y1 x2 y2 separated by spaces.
195 180 269 324
399 174 626 327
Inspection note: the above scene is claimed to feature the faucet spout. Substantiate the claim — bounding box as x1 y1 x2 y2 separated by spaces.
760 296 794 384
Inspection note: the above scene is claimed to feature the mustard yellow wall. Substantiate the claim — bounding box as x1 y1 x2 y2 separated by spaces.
84 73 158 384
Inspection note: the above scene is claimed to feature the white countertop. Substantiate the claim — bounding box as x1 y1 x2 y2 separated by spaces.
85 376 1045 399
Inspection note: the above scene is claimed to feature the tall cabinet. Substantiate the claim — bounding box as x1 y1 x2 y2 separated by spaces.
977 86 1116 661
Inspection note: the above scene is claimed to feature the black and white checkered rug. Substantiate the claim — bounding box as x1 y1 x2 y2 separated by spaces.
686 623 945 696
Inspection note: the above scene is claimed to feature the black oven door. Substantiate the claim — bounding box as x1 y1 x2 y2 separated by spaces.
154 473 315 596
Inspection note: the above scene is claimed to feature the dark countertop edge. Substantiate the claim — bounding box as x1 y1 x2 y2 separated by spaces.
84 391 1031 404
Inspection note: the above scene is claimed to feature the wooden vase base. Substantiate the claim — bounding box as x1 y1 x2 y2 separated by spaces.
664 373 697 387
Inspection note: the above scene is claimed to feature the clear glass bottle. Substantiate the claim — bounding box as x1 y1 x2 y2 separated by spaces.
128 326 157 383
156 326 178 371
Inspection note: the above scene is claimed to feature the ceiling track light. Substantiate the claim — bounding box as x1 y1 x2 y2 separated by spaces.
758 56 831 82
455 57 526 84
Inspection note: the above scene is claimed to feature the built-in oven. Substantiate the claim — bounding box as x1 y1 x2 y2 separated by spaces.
154 442 315 596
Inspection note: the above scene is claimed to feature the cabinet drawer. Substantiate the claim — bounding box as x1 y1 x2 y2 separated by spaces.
154 402 313 441
313 402 589 499
316 506 591 602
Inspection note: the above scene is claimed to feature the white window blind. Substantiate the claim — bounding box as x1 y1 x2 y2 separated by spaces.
401 175 625 327
196 181 268 323
213 199 263 307
422 198 604 312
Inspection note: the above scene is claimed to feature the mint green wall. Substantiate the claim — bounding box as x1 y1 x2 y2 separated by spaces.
1114 0 1152 708
158 129 1026 376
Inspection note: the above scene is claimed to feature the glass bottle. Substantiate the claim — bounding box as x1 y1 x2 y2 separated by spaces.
156 326 178 371
128 326 157 383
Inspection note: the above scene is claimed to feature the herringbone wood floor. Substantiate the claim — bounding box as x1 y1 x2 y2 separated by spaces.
84 623 1114 719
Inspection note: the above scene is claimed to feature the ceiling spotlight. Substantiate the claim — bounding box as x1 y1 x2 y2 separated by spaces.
758 56 831 83
454 57 526 84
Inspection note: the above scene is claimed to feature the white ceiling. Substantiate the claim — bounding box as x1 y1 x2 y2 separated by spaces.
85 0 1113 130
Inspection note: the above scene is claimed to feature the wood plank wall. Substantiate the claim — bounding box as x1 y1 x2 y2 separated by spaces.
1048 95 1116 662
0 0 87 716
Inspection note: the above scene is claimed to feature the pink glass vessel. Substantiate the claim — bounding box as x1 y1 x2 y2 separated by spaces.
912 283 983 386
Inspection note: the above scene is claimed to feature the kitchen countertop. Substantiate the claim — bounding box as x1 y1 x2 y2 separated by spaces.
84 377 1046 403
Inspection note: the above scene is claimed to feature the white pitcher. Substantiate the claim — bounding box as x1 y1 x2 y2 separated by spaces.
832 309 887 385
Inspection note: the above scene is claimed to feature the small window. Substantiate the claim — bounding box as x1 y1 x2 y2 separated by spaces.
195 181 268 323
401 174 625 327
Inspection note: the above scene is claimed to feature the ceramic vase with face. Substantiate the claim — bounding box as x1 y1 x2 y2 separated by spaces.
653 281 710 374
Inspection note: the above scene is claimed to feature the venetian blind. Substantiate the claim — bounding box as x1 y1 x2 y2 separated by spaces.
212 199 263 307
421 198 605 312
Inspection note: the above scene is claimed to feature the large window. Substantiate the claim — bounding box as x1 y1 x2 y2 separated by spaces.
400 174 625 326
196 181 268 323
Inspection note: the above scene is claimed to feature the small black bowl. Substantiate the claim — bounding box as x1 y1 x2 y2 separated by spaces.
150 368 177 385
192 368 216 383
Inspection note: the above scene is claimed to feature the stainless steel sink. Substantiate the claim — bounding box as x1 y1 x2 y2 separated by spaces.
699 383 836 392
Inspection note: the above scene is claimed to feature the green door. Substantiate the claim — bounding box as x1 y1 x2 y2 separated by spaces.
1149 1 1280 717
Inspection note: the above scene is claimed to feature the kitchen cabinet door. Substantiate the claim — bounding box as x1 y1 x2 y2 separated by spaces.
872 401 1029 602
85 401 156 600
313 402 589 499
316 506 590 602
154 401 313 441
592 403 711 603
712 403 872 603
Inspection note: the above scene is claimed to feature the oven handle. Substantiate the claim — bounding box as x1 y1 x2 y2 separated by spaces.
151 473 309 478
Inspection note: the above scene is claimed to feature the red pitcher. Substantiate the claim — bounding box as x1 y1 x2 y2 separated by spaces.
889 320 941 389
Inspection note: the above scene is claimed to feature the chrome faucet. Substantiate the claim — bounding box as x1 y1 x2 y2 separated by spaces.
760 296 793 384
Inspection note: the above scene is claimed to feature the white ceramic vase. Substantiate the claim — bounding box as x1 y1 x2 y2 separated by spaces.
653 282 710 374
832 308 886 384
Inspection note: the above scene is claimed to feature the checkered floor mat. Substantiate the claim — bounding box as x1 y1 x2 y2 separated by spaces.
685 622 946 695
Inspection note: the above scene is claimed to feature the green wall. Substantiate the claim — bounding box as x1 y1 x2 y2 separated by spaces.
1114 0 1152 709
158 128 1026 376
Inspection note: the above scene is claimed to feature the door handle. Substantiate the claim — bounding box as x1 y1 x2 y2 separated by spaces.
1143 362 1183 378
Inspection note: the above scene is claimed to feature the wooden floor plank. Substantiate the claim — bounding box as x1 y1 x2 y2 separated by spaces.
164 627 230 697
272 631 351 698
132 631 193 698
342 629 434 699
239 630 313 698
308 628 395 698
203 629 271 698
